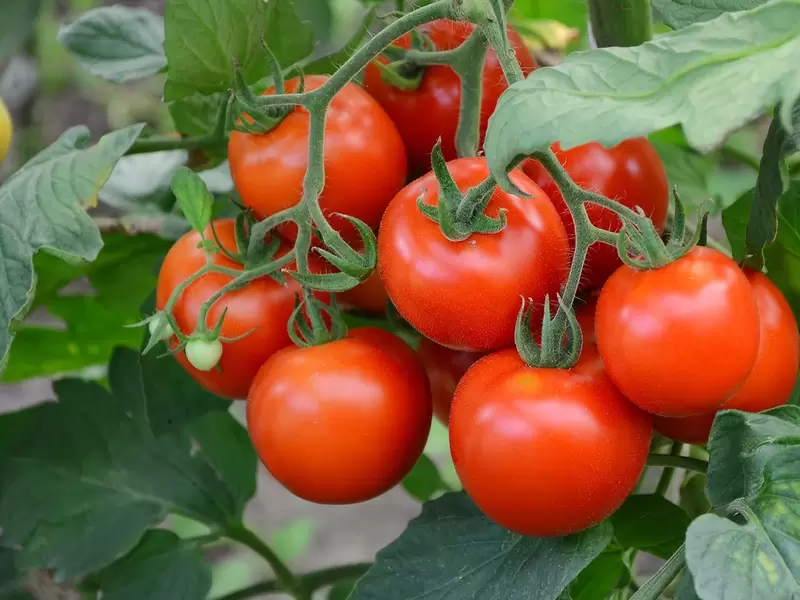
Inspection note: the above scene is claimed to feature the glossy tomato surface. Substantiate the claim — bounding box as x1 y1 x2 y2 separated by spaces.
450 346 651 537
228 75 407 240
417 337 483 423
156 220 309 399
596 247 761 417
363 20 536 175
654 269 800 444
247 327 432 504
379 158 569 352
523 139 669 292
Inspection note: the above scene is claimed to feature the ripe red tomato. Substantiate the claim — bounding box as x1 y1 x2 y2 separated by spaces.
379 158 569 352
654 269 800 444
575 295 599 346
246 327 432 504
417 337 483 424
363 20 536 175
523 139 669 292
228 75 407 240
450 346 651 536
596 247 761 417
156 220 326 399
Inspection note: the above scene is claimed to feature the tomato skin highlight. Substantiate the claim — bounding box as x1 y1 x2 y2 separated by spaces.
523 139 669 292
450 346 652 537
156 220 315 399
654 269 800 444
246 327 432 504
228 75 407 240
417 337 484 424
363 20 536 175
379 158 569 352
596 247 761 417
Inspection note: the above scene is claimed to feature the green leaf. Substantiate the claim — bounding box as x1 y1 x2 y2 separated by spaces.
271 520 314 563
0 0 42 59
402 454 448 502
91 530 211 600
0 124 144 372
348 492 612 600
706 406 800 506
163 0 313 101
566 551 627 600
652 0 767 29
2 234 171 383
0 346 254 579
0 548 29 598
722 189 754 260
171 167 213 233
650 137 716 211
328 580 356 600
58 6 166 83
484 1 800 190
611 495 692 559
674 570 702 600
680 474 712 520
169 93 228 137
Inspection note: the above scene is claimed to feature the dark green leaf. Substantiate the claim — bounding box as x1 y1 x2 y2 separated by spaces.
722 189 753 260
763 183 800 320
0 125 144 371
171 167 213 233
566 551 627 600
0 548 28 598
293 0 334 46
348 492 612 600
706 406 800 506
163 0 313 101
0 0 42 59
680 474 712 520
652 0 767 29
2 234 171 383
402 454 448 502
484 1 800 190
611 495 691 559
58 6 166 83
0 347 253 579
92 530 211 600
650 138 715 211
328 580 356 600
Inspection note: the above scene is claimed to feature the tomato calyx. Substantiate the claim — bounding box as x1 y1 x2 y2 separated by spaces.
289 293 347 348
416 141 506 241
514 295 583 369
617 188 710 270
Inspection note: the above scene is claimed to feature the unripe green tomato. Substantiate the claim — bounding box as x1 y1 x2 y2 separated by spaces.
0 99 12 164
185 339 223 372
148 313 174 342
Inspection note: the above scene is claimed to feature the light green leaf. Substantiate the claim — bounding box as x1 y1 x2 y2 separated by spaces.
401 454 448 502
271 520 314 563
485 1 800 191
163 0 313 101
58 6 166 83
349 492 612 600
169 93 228 137
171 167 213 233
0 124 144 373
91 530 211 600
652 0 767 29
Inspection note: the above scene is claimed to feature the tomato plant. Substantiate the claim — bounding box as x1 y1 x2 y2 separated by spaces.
3 1 800 600
450 346 652 536
379 157 569 351
363 19 537 175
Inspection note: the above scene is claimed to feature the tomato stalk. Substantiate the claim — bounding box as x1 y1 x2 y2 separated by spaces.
628 544 685 600
645 453 707 474
654 441 685 496
214 563 371 600
587 0 654 49
225 523 312 600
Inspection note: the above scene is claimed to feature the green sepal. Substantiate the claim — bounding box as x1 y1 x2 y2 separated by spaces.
288 271 361 293
375 60 424 91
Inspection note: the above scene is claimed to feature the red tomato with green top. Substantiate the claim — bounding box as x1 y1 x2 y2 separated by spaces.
246 327 432 504
523 139 669 292
156 219 327 399
654 269 800 444
449 346 652 537
228 75 407 241
363 19 536 175
378 158 569 352
596 247 761 417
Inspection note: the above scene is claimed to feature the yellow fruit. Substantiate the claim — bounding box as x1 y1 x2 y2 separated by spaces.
0 99 13 163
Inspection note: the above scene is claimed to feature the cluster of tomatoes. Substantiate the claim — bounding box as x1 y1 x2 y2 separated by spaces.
154 20 800 537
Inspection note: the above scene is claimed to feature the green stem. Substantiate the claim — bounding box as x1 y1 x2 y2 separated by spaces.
654 442 684 497
455 173 497 222
721 143 761 172
127 134 228 155
587 0 653 48
630 545 685 600
646 453 707 474
478 20 523 84
214 563 371 600
451 30 490 158
226 523 310 600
